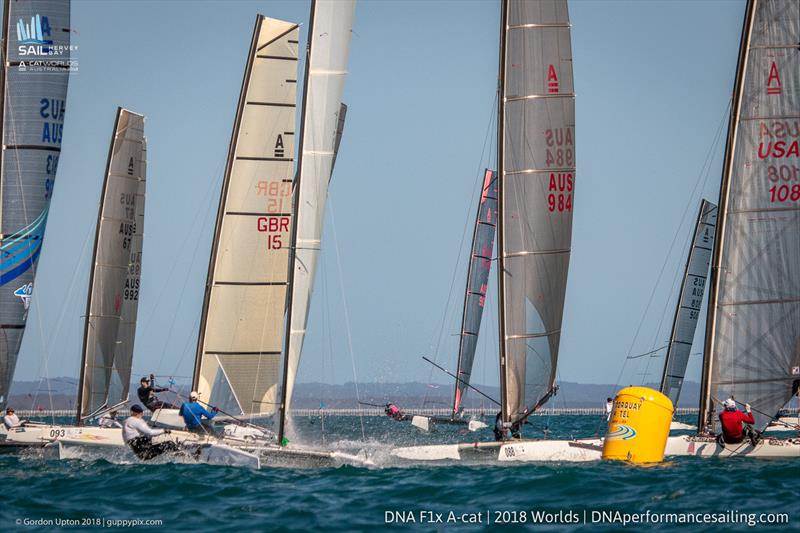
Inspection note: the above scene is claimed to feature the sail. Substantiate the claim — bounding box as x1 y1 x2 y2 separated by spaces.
282 0 355 418
76 109 146 420
703 0 800 432
193 16 299 417
330 103 347 179
498 0 575 424
0 0 70 406
453 169 497 414
660 199 717 406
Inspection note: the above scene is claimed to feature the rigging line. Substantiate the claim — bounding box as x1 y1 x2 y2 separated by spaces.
425 92 498 406
612 98 732 394
640 100 729 385
328 198 365 440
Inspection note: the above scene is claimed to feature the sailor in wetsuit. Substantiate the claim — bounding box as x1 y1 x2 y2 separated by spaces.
123 405 179 460
136 376 176 412
718 398 757 446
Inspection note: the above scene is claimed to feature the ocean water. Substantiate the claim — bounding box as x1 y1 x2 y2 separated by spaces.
1 414 798 532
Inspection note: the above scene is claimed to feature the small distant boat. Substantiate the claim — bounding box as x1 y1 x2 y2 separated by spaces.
666 0 800 458
392 0 602 463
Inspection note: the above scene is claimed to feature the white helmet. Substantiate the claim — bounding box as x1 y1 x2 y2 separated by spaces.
190 391 199 400
723 398 736 411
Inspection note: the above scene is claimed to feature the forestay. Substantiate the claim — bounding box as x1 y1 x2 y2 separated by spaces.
0 0 70 407
660 200 717 407
705 0 800 432
77 109 146 420
194 16 299 417
498 0 575 424
282 0 355 416
453 169 497 414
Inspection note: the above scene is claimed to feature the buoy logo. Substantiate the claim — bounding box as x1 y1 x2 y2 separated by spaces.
606 424 637 441
16 14 53 45
767 62 782 95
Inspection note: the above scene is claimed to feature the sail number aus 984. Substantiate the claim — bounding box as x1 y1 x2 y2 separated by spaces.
547 172 573 212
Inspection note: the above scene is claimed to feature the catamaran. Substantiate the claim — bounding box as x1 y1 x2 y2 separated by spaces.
664 0 800 458
150 2 371 468
0 0 70 446
392 0 602 463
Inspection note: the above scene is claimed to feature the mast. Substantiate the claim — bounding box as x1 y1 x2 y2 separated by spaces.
496 0 510 424
697 0 756 434
278 0 317 446
660 199 716 406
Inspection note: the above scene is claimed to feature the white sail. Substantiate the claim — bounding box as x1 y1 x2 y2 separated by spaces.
77 109 146 420
0 0 71 406
283 0 355 414
194 16 299 417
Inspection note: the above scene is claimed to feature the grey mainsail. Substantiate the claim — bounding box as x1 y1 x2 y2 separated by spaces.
497 0 575 425
453 169 497 415
700 0 800 433
193 16 299 418
660 199 717 406
76 109 146 421
0 0 70 406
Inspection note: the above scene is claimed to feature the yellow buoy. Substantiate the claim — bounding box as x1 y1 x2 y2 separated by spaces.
602 386 673 464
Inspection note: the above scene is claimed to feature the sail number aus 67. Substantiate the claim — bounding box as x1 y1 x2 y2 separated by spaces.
547 172 573 212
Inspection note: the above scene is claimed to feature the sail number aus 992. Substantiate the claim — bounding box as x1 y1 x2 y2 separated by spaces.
547 172 573 212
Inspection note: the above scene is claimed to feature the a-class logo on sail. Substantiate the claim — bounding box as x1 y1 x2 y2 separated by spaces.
547 64 559 93
767 62 782 95
13 282 33 310
17 14 53 45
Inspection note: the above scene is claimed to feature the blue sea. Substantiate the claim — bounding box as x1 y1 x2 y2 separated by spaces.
1 414 798 532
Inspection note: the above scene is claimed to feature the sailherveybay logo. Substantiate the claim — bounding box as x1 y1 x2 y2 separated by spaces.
15 13 78 72
13 282 33 310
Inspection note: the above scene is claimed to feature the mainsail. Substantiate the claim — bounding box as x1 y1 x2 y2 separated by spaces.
193 16 300 418
660 199 717 406
700 0 800 433
497 0 575 425
279 0 354 438
0 0 70 406
453 169 497 415
75 109 146 421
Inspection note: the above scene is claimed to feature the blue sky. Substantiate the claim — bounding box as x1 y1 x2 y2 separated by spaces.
13 0 746 395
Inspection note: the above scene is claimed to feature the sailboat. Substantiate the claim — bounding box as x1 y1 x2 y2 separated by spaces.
665 0 800 458
660 199 717 431
405 170 497 434
8 108 149 446
392 0 602 462
151 2 371 467
0 0 71 432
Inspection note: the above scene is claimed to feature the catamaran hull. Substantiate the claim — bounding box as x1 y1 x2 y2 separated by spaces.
664 435 800 458
391 438 603 463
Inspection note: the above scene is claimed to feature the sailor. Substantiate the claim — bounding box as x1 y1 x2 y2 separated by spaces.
3 407 23 430
384 403 405 421
718 398 757 445
605 397 614 421
493 412 507 441
136 376 176 412
123 404 178 460
98 410 122 429
178 391 218 435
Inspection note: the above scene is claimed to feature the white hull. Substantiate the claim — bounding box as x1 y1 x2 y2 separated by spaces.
391 438 603 463
767 417 800 432
669 421 697 431
664 435 800 458
4 424 120 445
409 415 487 433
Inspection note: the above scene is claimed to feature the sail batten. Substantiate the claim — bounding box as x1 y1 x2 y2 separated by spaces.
701 0 800 433
0 0 71 406
76 108 146 422
497 0 575 425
